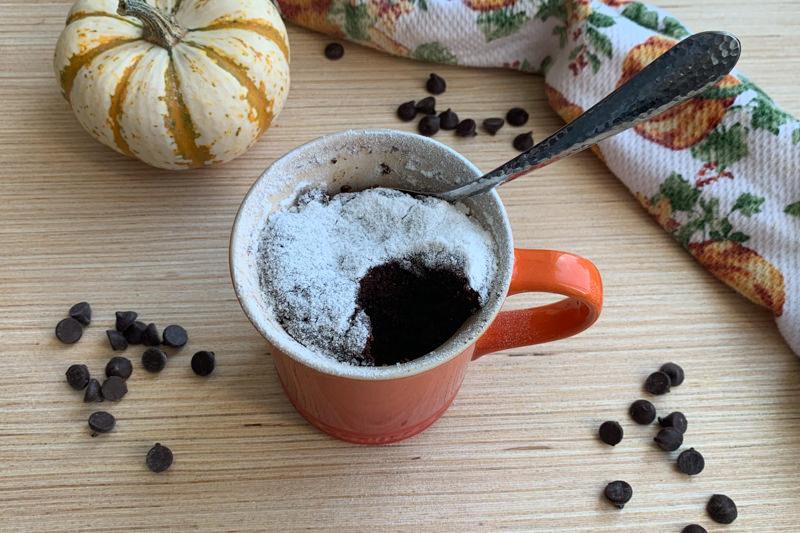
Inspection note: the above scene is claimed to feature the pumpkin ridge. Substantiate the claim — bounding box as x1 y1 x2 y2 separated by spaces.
66 11 143 27
60 37 139 101
108 51 149 157
189 19 289 61
163 62 213 167
185 41 273 136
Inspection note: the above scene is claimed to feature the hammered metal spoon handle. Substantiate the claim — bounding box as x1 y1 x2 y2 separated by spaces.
435 31 741 202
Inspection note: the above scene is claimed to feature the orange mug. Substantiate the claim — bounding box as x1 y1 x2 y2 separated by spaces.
230 130 602 444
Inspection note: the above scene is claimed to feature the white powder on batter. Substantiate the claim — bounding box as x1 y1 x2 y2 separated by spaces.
256 187 496 365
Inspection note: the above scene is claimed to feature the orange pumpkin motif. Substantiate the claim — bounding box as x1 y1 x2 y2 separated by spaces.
618 36 741 150
463 0 518 11
689 241 786 316
545 83 607 162
276 0 343 36
635 192 679 232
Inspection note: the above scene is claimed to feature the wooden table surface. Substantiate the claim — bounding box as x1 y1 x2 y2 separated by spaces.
2 1 799 531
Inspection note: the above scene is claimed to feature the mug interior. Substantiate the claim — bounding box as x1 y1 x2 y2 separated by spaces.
230 129 514 380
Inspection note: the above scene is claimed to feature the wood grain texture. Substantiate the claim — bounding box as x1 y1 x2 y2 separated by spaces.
1 1 799 531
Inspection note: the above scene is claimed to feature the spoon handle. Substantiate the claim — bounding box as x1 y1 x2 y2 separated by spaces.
440 31 741 202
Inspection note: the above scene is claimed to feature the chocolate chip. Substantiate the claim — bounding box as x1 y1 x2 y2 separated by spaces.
191 351 216 377
162 325 188 348
65 364 90 390
142 347 167 373
438 109 459 130
598 421 623 446
84 378 103 402
146 443 173 473
106 329 128 351
324 42 344 60
644 371 671 395
68 302 91 326
654 427 683 451
115 311 138 332
506 107 529 126
707 494 737 524
455 119 476 137
415 96 436 115
124 320 147 345
677 448 705 475
512 132 534 151
88 411 115 434
658 411 687 434
604 480 632 509
55 317 83 344
379 162 392 175
397 100 417 121
101 376 127 402
482 117 504 135
425 73 446 94
629 399 656 425
105 356 133 380
418 115 440 136
682 525 707 533
660 362 684 386
142 323 160 346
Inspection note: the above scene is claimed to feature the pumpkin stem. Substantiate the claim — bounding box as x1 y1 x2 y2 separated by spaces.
118 0 185 49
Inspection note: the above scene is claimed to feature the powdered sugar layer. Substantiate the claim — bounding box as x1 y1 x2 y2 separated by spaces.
257 187 497 365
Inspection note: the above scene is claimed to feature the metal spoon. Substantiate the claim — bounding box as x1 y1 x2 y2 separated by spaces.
406 31 741 202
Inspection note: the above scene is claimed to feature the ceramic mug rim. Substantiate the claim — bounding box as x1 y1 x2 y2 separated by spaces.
229 129 515 381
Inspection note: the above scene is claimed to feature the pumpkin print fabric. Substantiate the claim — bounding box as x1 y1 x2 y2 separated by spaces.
276 0 800 355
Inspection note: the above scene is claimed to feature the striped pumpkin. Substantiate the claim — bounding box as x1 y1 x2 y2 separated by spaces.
54 0 290 170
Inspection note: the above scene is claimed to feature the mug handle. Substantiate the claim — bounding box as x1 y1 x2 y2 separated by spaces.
472 249 603 359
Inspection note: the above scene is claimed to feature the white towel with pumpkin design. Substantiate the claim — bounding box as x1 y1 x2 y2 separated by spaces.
277 0 800 356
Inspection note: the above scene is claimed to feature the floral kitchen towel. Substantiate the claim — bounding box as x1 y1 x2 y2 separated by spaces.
276 0 800 355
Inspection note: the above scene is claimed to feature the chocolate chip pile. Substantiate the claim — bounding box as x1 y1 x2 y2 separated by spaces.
597 362 738 530
57 302 216 473
395 73 534 151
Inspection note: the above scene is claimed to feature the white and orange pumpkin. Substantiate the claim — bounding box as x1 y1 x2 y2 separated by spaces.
54 0 290 169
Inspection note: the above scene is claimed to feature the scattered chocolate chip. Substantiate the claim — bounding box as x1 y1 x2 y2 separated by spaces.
105 356 133 380
65 364 90 390
124 320 147 345
660 362 685 386
682 525 707 533
629 399 656 425
339 185 352 193
68 302 92 326
115 311 138 332
707 494 737 524
455 118 476 137
658 411 688 434
55 317 83 344
604 480 632 509
482 117 504 135
142 323 161 346
84 378 103 402
88 411 115 434
644 371 671 395
106 329 128 351
438 109 459 130
677 448 705 475
418 115 440 136
506 107 529 126
397 100 417 121
513 132 534 151
415 96 436 115
425 73 446 95
379 162 392 175
654 427 683 451
162 325 188 348
146 443 173 473
191 351 216 376
330 158 337 164
101 376 127 402
142 347 167 373
324 42 344 60
598 421 623 446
